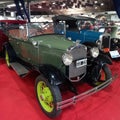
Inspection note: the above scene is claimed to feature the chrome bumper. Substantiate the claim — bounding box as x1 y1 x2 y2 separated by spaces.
57 77 114 110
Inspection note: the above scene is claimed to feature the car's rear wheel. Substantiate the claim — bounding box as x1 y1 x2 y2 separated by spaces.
35 75 62 118
5 49 11 67
4 44 17 67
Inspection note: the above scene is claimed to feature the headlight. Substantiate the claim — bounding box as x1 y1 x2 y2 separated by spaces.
90 47 99 58
113 38 118 43
62 53 73 65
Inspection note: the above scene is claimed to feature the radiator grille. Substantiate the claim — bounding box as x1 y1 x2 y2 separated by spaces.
68 45 87 78
101 35 111 49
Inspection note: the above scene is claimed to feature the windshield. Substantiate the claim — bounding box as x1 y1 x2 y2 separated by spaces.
8 22 55 40
27 22 54 37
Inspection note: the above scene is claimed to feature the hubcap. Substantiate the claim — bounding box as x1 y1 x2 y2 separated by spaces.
37 81 54 112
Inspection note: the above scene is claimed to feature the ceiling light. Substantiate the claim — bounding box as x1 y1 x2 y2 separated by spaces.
52 2 56 5
101 3 104 6
94 1 98 4
38 5 42 8
7 4 16 8
61 3 66 7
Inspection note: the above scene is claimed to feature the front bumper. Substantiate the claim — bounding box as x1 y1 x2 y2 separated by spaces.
57 77 114 110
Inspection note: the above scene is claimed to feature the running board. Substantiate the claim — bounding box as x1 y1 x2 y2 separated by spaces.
10 62 29 77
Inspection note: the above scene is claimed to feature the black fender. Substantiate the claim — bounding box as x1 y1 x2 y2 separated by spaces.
97 53 112 65
39 64 66 86
3 42 17 62
83 42 112 65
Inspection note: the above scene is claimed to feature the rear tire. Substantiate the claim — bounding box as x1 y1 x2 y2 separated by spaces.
5 49 11 67
4 44 17 67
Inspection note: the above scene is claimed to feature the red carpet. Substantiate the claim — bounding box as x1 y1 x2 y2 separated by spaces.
0 58 120 120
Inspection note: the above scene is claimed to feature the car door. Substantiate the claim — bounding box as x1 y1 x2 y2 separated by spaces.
9 28 39 65
19 39 39 65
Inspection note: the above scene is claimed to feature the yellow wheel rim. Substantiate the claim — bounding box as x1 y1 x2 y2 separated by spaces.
5 50 10 67
37 81 54 112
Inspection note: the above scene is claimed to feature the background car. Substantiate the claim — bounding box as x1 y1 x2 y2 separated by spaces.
52 15 120 59
98 26 120 58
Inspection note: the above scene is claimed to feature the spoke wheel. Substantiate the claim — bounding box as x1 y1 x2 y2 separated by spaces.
35 75 62 118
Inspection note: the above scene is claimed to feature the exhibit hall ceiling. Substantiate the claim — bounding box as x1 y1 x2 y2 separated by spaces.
0 0 115 15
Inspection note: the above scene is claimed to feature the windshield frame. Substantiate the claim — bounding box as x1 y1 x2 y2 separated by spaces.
6 22 55 40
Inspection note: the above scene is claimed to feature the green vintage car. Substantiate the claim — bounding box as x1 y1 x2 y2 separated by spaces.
3 22 113 118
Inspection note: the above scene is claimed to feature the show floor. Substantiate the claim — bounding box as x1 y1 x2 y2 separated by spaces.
0 58 120 120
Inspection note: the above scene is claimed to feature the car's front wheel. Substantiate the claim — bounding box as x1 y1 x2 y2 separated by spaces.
90 64 112 86
35 75 62 118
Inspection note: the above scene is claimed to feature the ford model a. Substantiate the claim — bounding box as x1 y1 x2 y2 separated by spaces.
3 22 113 118
52 15 120 59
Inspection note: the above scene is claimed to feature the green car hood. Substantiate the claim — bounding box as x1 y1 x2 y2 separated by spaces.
29 34 75 50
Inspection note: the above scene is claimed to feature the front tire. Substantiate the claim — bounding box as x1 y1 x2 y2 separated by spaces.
35 75 62 118
90 64 112 86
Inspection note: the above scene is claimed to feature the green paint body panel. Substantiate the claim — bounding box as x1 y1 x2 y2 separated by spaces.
30 35 74 50
9 34 75 73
